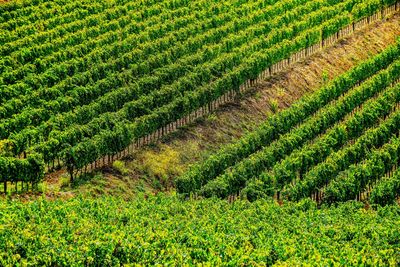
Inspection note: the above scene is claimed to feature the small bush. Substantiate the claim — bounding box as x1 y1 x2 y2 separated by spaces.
269 98 279 113
322 70 329 84
59 175 70 189
113 160 129 176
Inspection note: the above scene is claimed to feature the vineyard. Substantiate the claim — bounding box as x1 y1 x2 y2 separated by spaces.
1 196 399 266
0 0 399 192
177 41 400 206
1 0 400 265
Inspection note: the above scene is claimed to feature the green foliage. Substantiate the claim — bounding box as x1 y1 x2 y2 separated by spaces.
370 168 400 205
177 41 400 202
0 0 395 186
0 153 44 185
112 160 129 176
0 195 399 266
268 98 279 113
322 69 330 84
324 137 400 204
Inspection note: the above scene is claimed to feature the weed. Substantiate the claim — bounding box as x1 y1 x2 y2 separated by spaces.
269 98 279 113
322 70 329 84
113 160 129 176
206 113 218 123
254 91 262 100
276 87 286 97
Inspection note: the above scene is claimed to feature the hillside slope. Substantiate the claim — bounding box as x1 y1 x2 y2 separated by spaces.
50 13 400 198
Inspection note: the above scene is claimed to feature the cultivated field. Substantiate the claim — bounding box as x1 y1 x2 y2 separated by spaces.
177 42 400 206
0 0 399 265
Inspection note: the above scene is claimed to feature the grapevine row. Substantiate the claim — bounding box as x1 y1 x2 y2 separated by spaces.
370 167 400 205
323 134 400 203
284 104 400 201
176 39 400 196
4 0 343 153
0 0 397 188
63 1 398 179
244 83 400 201
199 65 400 198
268 81 400 191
